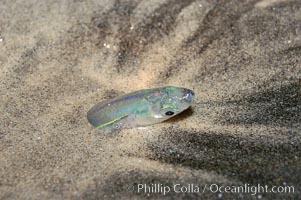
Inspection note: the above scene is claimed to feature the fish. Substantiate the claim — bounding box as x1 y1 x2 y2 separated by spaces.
87 86 195 132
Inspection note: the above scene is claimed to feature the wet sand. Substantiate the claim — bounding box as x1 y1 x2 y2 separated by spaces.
0 0 300 199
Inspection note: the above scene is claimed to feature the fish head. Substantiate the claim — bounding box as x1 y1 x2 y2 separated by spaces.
145 86 195 120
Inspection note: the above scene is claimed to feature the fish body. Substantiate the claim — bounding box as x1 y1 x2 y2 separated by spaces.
87 86 195 132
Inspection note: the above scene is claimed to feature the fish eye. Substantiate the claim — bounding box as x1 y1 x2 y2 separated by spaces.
165 111 174 116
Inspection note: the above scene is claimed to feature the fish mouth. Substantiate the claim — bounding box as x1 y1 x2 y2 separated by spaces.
183 89 195 103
